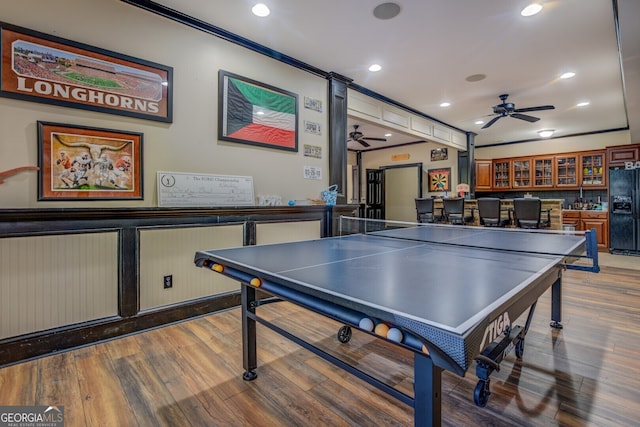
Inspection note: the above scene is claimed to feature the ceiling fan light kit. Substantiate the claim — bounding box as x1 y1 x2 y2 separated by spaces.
521 3 543 17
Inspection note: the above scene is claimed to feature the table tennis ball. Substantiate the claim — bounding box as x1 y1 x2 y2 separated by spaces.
374 323 390 337
359 317 374 331
387 328 403 343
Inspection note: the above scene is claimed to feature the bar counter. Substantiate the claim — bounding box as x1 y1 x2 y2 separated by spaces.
433 198 564 230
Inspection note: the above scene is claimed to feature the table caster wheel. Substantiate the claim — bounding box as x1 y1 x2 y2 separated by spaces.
337 325 352 343
474 379 491 407
243 371 257 381
515 339 525 359
550 321 563 329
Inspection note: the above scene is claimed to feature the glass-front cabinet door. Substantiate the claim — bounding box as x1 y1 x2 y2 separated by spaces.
533 157 554 188
493 160 511 189
581 152 605 186
512 158 531 188
556 155 578 187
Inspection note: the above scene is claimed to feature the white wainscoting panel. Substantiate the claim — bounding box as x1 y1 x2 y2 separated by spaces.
256 221 321 245
0 232 118 340
139 225 243 311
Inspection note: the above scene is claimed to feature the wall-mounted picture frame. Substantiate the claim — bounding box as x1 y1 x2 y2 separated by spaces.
431 147 448 161
428 167 451 192
38 121 143 200
303 96 323 112
1 22 173 123
219 70 298 152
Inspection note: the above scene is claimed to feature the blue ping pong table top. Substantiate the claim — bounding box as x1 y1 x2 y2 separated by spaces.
196 225 585 337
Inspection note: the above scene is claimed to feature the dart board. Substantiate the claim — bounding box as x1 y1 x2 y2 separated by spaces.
428 168 451 192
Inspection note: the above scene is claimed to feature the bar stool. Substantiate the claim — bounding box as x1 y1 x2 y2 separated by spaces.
442 197 474 225
415 198 441 223
513 198 551 229
477 198 510 227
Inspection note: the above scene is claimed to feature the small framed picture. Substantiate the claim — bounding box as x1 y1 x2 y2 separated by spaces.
303 120 321 135
38 121 143 200
431 147 448 161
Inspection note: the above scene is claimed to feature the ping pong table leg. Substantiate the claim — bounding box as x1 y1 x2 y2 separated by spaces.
241 284 258 380
413 352 442 427
550 276 563 329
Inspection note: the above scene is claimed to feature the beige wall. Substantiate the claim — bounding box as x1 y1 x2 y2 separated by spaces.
359 142 459 198
3 1 629 210
0 0 329 208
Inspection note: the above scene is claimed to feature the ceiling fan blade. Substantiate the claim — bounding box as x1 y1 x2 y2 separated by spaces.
481 116 502 129
358 139 370 147
513 105 555 113
511 113 540 123
362 137 387 142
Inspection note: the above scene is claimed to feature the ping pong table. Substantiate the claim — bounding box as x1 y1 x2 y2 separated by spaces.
194 218 599 427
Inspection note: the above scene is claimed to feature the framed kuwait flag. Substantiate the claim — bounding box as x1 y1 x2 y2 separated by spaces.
219 70 298 152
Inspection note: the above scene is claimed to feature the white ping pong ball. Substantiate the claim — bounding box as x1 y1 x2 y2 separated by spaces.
387 328 404 343
359 318 374 331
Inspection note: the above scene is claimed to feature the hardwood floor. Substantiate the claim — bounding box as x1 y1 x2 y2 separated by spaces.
1 265 639 426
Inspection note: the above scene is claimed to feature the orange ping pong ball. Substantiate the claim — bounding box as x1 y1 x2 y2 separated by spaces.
374 323 390 337
250 278 262 287
212 263 224 273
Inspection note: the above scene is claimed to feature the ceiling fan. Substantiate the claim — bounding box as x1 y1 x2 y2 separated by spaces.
482 94 555 129
347 124 387 147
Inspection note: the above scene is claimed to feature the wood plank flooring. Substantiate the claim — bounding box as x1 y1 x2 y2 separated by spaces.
1 265 639 426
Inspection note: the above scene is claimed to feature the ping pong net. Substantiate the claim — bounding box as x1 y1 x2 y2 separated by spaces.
338 216 599 271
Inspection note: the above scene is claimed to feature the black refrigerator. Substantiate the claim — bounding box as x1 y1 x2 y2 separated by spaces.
609 167 640 253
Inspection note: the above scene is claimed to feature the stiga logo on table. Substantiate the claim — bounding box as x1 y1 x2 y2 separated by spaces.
0 406 64 426
479 311 511 351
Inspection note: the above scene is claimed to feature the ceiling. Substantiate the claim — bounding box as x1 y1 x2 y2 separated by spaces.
146 0 639 151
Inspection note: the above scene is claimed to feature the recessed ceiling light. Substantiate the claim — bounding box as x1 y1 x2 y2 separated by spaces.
439 102 451 107
577 101 590 107
475 120 484 125
538 130 555 138
252 3 270 17
465 74 486 82
560 72 576 79
521 3 543 17
373 3 401 20
369 64 382 72
384 133 392 137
